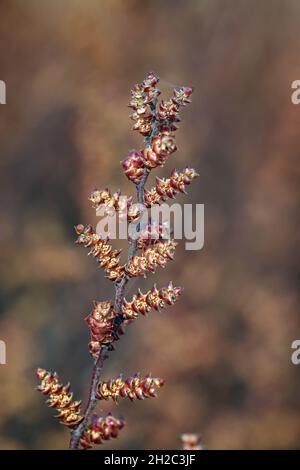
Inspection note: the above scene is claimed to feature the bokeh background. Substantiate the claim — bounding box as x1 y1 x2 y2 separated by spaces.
1 0 300 450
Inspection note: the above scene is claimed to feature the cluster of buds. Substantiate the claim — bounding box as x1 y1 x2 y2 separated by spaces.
80 414 125 450
125 240 177 278
85 301 117 358
36 368 83 428
137 222 169 249
128 71 160 137
75 224 124 281
142 132 177 169
144 168 199 207
157 86 193 124
96 374 164 402
181 433 204 451
122 282 182 319
123 75 194 185
121 150 145 185
89 188 140 222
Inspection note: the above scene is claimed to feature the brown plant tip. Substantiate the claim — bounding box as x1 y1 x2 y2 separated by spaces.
75 224 125 281
80 413 125 449
122 281 183 319
181 433 204 450
144 167 199 207
36 368 83 428
96 374 165 402
124 240 177 278
128 71 160 137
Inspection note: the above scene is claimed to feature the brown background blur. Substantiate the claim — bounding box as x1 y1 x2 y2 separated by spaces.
0 0 300 450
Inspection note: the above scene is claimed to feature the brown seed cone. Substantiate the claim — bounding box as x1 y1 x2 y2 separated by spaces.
80 414 125 449
96 374 164 402
122 281 183 319
75 224 125 281
36 368 83 428
124 240 177 278
144 167 199 207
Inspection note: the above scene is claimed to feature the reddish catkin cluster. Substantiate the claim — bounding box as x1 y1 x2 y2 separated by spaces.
36 71 199 450
36 369 83 428
80 414 125 449
96 375 165 402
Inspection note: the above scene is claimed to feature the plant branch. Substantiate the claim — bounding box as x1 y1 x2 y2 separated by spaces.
69 100 157 450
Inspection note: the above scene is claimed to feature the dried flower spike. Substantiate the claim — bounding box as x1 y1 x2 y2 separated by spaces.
125 240 177 278
144 167 199 207
75 224 125 281
96 374 164 402
122 282 182 319
36 368 83 428
80 414 125 449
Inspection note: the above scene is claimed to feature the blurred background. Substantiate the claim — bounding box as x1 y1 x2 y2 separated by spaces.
0 0 300 450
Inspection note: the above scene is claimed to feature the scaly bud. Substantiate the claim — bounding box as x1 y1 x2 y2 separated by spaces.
142 133 177 169
121 150 145 184
96 374 164 402
36 368 83 428
173 87 193 107
80 414 125 449
85 301 117 357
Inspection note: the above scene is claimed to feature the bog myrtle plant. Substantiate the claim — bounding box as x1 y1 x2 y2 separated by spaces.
36 72 199 450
